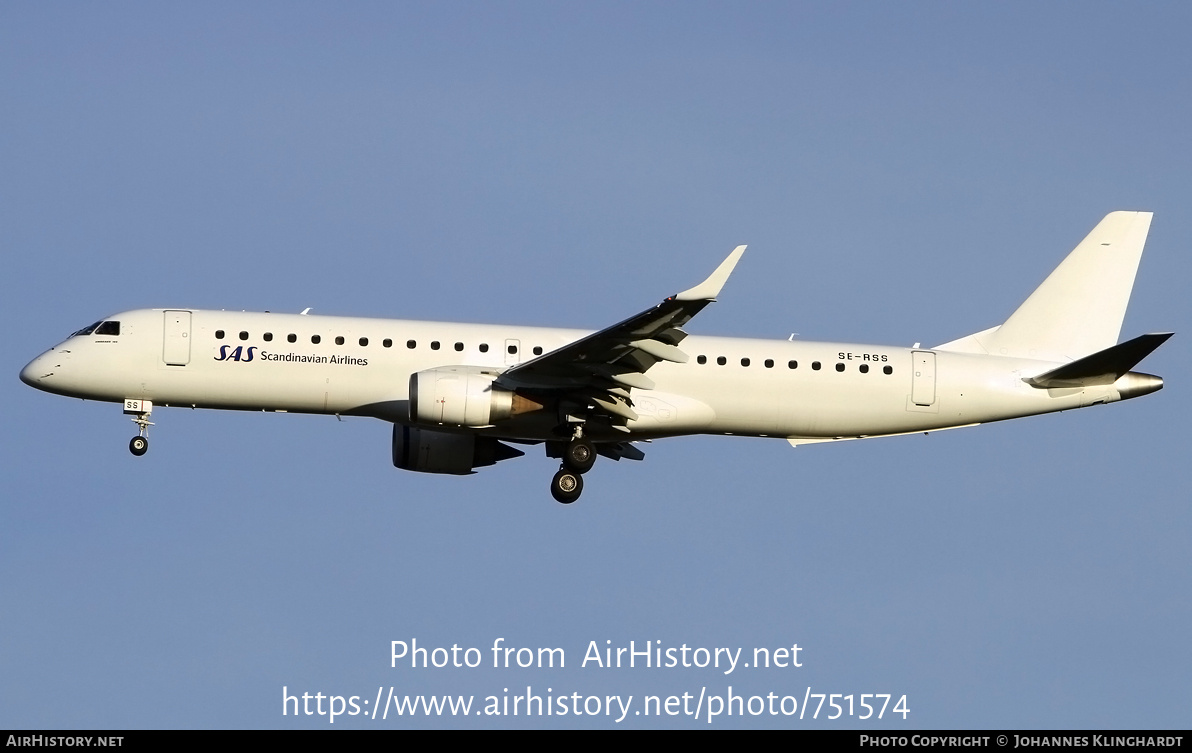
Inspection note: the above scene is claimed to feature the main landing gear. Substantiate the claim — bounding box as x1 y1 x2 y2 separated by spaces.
550 429 597 504
550 467 583 504
124 399 153 457
564 435 596 474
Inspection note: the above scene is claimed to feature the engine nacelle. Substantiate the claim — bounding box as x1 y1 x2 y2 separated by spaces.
392 424 524 475
409 367 541 427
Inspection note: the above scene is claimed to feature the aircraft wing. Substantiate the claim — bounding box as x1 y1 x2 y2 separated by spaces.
497 246 746 428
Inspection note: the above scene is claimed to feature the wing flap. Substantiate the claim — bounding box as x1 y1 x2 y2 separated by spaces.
591 395 640 421
596 442 647 461
630 338 689 363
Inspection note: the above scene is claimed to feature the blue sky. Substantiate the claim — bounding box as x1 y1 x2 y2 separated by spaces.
2 2 1189 728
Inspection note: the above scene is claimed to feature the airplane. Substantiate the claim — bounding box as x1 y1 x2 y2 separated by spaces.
20 211 1171 504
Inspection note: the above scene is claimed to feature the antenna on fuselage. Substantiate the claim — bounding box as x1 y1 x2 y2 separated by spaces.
300 308 312 315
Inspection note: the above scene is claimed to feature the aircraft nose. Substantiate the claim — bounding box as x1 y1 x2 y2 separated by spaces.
20 352 54 388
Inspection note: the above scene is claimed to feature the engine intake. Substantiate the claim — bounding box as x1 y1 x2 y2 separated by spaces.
392 424 524 475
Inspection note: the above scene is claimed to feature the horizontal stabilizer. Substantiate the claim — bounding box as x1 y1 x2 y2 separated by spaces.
1025 332 1173 388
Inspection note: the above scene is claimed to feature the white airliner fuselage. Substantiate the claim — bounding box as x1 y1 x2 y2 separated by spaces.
18 308 1158 437
20 212 1170 502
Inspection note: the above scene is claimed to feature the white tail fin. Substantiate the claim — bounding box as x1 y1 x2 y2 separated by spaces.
937 211 1153 361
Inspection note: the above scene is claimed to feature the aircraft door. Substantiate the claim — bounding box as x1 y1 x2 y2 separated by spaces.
163 310 192 366
911 350 936 406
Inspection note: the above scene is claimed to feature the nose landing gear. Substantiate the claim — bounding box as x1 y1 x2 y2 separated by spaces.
124 399 153 457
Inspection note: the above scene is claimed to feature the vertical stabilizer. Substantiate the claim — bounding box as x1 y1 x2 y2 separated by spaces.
949 212 1153 361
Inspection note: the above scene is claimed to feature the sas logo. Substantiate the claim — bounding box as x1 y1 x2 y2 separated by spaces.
215 345 257 362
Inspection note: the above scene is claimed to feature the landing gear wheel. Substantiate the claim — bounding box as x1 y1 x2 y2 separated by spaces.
129 436 149 456
563 437 596 474
550 467 583 504
126 405 154 457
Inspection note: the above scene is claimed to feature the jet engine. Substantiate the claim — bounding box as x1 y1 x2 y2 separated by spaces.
392 424 524 475
409 367 542 427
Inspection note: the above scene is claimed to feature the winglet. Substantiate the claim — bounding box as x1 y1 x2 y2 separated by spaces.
675 245 747 301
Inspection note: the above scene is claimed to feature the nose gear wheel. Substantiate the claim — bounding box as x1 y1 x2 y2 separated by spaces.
129 436 149 456
128 409 154 457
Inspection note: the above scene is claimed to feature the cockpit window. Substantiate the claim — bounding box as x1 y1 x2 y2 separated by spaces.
95 321 120 336
71 321 103 337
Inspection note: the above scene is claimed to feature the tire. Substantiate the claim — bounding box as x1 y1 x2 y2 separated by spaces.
563 437 596 474
129 436 149 456
550 468 583 504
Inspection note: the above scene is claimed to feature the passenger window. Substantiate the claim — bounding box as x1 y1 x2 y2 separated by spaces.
407 340 416 349
263 332 273 342
383 339 392 348
215 330 225 340
788 360 798 369
287 334 297 343
812 361 821 370
479 343 489 353
239 331 249 341
335 336 345 345
859 364 869 374
717 356 727 365
454 342 464 351
765 359 774 368
884 365 893 375
835 363 845 372
507 344 518 355
741 357 750 367
697 355 707 365
431 341 441 351
533 346 543 355
311 335 321 344
360 337 369 346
